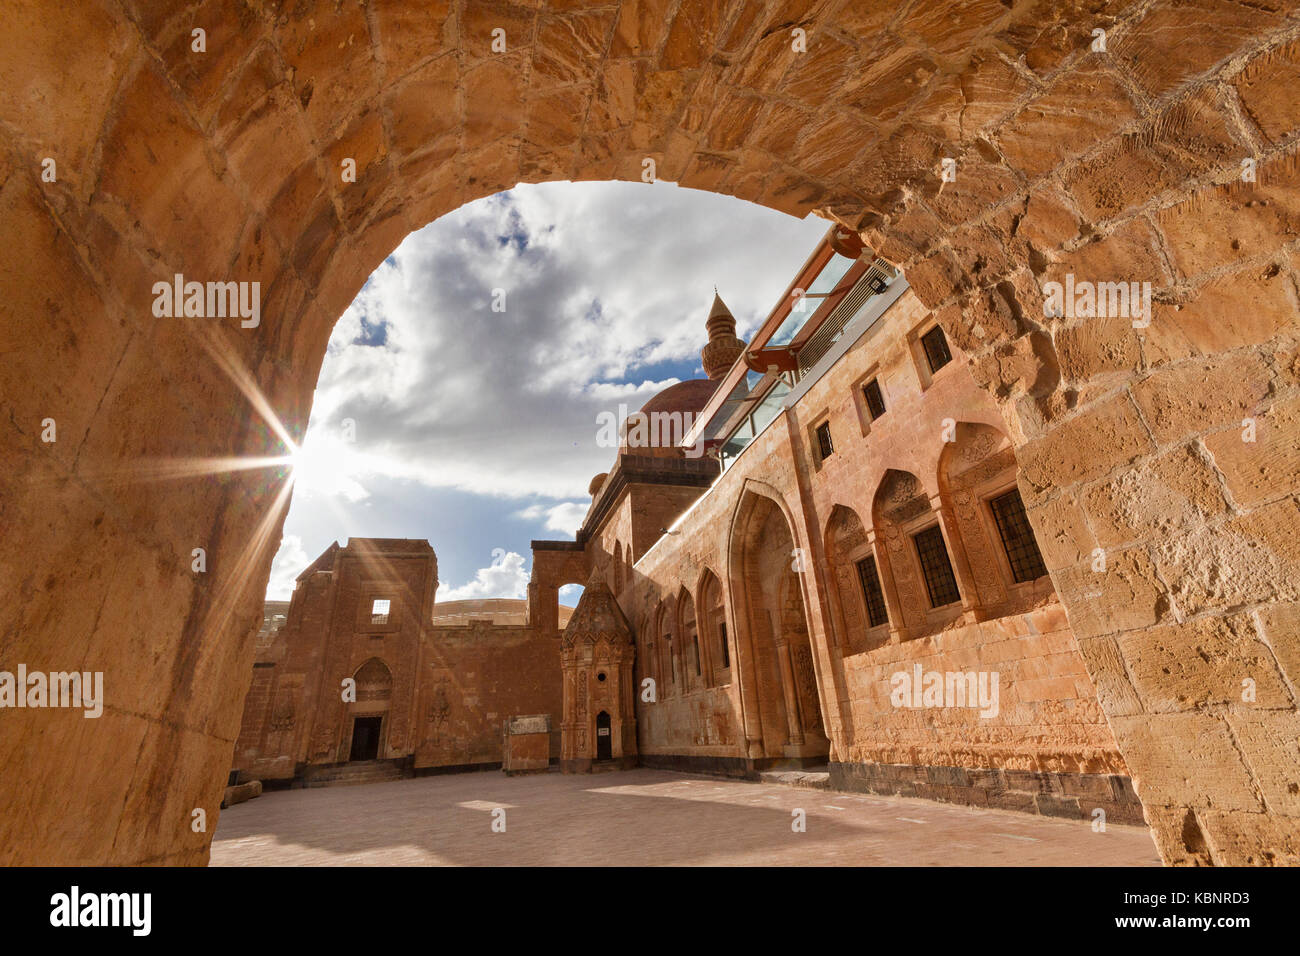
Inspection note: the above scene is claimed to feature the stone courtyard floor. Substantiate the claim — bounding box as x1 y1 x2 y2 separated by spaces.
210 768 1161 866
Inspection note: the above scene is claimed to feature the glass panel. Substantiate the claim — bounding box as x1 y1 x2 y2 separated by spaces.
750 380 790 435
804 253 855 297
717 380 789 468
769 253 856 347
701 378 751 440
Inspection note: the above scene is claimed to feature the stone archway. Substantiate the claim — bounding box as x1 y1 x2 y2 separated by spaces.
3 1 1297 864
728 486 830 767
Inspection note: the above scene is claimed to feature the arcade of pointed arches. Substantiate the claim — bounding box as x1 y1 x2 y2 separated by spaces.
632 419 1050 701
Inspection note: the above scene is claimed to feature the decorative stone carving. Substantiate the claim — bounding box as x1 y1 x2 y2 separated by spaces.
427 679 451 743
269 697 295 732
559 577 636 771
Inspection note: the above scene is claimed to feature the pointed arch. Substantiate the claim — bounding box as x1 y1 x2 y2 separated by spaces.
937 421 1052 616
726 484 829 763
696 567 729 686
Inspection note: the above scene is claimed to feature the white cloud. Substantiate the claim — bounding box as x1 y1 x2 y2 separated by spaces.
265 534 312 601
437 550 531 601
513 500 588 535
271 181 828 601
295 181 827 503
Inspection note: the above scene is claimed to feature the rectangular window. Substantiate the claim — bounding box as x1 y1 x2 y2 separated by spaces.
816 421 834 460
921 325 952 374
693 634 701 676
370 598 391 624
718 621 730 669
913 525 961 608
862 378 886 420
989 488 1049 583
855 555 889 628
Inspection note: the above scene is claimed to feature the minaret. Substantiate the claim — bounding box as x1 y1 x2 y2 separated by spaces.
700 291 745 380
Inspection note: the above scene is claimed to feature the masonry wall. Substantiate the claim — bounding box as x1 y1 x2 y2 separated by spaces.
616 288 1133 819
417 624 562 770
232 543 561 783
6 0 1298 866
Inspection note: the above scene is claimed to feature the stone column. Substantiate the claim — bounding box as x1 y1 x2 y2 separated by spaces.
931 492 979 622
868 531 909 644
773 633 805 745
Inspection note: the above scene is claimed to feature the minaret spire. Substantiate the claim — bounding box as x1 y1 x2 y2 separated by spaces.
700 290 745 380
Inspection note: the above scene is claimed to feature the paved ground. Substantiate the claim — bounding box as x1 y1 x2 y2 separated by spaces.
210 768 1161 866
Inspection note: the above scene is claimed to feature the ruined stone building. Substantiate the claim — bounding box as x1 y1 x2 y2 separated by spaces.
238 226 1140 826
234 540 569 784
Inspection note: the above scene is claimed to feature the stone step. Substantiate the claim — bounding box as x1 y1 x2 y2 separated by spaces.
759 769 831 791
302 761 408 789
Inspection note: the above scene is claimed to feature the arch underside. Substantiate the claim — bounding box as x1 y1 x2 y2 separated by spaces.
2 0 1298 865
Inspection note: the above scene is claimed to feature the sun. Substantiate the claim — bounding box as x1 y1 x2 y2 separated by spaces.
288 431 371 502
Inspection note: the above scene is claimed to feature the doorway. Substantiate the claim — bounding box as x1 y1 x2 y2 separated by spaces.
349 716 383 761
596 711 612 761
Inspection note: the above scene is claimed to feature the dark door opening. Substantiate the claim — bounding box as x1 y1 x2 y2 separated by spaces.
349 715 382 762
596 711 612 761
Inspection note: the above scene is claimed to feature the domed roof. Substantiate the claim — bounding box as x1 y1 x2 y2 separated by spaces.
638 378 718 417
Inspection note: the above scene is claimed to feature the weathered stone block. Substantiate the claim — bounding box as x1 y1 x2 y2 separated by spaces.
997 66 1138 179
1052 548 1170 641
1233 38 1300 146
1130 351 1273 445
1119 614 1292 713
1082 441 1229 549
1115 0 1280 99
1017 393 1156 502
1203 394 1300 509
1110 712 1262 814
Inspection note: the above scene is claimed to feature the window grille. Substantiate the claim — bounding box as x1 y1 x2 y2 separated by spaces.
913 525 961 608
989 488 1049 583
921 325 952 374
816 421 834 460
855 555 889 628
863 378 886 420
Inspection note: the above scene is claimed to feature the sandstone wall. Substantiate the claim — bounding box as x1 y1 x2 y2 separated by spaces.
3 0 1297 864
232 547 561 782
623 288 1127 807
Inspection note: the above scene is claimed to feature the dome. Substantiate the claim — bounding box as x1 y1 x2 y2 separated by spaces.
638 378 718 417
619 378 717 459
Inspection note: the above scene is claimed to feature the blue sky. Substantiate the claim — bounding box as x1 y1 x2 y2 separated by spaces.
266 181 828 605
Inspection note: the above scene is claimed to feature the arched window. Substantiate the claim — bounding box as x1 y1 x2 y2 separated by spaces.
677 588 699 691
612 539 624 594
655 600 675 697
871 468 962 640
698 569 729 684
824 505 888 655
938 422 1051 617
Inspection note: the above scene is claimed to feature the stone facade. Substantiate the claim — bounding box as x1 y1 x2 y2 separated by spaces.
3 0 1297 866
533 258 1143 828
233 539 563 783
559 577 637 772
